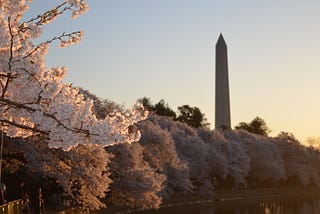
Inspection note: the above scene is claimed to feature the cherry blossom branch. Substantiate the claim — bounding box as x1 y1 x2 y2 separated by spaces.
0 97 99 136
19 2 71 32
16 31 83 63
0 0 145 151
19 1 88 33
19 91 43 106
0 119 49 135
0 97 36 112
42 111 98 136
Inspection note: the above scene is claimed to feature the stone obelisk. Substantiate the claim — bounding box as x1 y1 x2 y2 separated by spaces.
215 34 231 129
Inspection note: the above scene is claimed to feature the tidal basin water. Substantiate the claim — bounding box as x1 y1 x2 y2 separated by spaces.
103 196 320 214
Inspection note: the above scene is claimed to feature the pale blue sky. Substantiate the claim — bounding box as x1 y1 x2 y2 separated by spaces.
27 0 320 142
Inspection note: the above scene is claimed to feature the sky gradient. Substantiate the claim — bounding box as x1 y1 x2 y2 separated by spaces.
28 0 320 142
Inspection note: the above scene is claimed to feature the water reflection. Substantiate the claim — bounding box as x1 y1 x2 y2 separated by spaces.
128 196 320 214
259 201 283 213
257 198 320 214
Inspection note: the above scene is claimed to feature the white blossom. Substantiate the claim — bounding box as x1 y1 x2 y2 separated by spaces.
0 0 147 151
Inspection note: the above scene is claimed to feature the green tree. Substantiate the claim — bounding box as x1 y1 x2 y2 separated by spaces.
276 132 300 145
235 116 270 136
137 97 154 111
154 100 177 118
176 105 209 128
138 98 209 128
138 98 176 118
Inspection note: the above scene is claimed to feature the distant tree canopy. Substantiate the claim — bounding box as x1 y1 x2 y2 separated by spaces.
276 131 300 145
177 105 209 128
138 97 209 128
235 116 271 136
153 100 177 118
137 97 176 118
305 137 320 148
80 88 123 119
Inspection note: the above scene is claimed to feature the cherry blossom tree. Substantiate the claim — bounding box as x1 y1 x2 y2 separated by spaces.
107 143 165 209
275 132 319 187
214 131 250 188
16 136 112 210
0 1 149 211
225 130 285 185
145 115 250 192
137 116 193 198
157 118 219 192
0 0 146 151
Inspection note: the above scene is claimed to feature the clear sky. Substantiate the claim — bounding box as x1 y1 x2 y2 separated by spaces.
27 0 320 142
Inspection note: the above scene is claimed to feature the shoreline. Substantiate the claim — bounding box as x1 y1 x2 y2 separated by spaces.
100 187 320 214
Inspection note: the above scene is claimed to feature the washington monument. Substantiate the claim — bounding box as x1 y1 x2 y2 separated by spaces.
215 34 231 129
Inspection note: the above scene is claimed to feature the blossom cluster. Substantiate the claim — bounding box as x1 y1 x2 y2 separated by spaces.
67 0 89 18
0 0 147 150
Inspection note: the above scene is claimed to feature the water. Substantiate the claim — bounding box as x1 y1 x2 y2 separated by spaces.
103 196 320 214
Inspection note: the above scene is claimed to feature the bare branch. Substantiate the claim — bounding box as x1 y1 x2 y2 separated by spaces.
0 119 49 135
8 17 13 72
20 68 41 86
36 91 43 104
2 17 14 98
0 73 17 78
1 73 11 98
0 79 4 93
0 97 35 112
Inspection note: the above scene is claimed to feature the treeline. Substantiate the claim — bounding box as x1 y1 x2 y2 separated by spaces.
2 93 320 212
138 97 209 128
106 115 320 209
